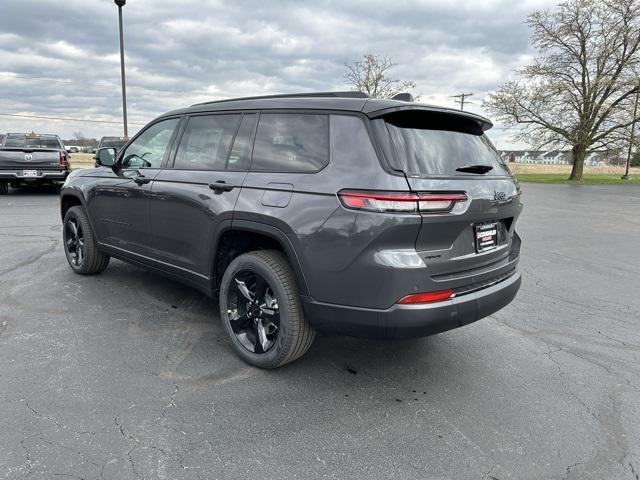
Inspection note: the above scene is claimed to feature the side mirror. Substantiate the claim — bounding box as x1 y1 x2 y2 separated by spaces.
94 147 116 167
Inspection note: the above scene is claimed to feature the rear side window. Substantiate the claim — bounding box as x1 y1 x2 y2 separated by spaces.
227 114 258 171
384 111 510 177
174 114 241 170
330 115 379 170
251 113 329 172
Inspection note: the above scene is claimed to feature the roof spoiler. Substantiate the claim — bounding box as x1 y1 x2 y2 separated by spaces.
390 93 414 102
368 106 493 131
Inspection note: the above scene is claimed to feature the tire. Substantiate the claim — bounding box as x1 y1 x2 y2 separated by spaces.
219 250 316 368
0 182 8 195
63 206 110 275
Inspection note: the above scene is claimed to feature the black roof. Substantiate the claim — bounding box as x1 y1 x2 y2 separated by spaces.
161 92 493 130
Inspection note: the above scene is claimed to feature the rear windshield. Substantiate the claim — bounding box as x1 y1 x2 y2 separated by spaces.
100 138 128 149
4 134 61 149
383 111 510 177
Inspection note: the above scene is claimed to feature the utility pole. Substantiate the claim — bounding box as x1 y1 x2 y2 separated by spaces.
623 87 639 180
451 92 473 111
115 0 128 137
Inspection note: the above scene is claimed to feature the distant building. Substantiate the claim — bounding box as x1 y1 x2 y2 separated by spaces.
499 150 607 166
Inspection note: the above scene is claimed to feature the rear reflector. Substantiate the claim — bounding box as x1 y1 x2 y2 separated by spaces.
338 190 467 213
396 289 454 304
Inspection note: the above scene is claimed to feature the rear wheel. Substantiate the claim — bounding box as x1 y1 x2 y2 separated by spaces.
63 206 110 274
0 182 8 195
219 250 316 368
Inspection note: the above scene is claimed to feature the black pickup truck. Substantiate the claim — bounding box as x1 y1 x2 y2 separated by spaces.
0 132 70 194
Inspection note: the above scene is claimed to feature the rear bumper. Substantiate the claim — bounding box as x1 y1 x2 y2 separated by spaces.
0 170 69 182
302 270 521 339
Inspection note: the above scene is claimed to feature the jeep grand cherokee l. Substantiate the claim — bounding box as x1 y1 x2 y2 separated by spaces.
59 91 522 368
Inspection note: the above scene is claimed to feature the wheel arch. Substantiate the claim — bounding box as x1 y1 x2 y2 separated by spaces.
60 190 86 221
212 220 310 297
60 189 101 244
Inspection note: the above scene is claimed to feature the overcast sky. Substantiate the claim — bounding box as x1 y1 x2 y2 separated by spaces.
0 0 557 148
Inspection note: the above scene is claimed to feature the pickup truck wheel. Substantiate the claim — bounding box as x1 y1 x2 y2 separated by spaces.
219 250 316 369
0 182 7 195
63 206 110 275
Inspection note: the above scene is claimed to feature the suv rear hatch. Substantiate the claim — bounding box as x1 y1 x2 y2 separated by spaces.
373 109 522 291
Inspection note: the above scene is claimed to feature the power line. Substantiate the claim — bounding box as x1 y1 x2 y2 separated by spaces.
0 72 210 96
450 92 474 110
0 72 119 90
0 112 145 126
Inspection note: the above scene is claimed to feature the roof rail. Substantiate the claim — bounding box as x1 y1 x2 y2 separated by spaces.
191 91 369 106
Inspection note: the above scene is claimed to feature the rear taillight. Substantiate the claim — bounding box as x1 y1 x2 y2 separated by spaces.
397 289 454 304
59 151 68 167
418 193 468 212
338 191 418 212
338 190 467 213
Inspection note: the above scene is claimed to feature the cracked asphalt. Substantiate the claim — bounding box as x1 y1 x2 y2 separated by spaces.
1 183 639 480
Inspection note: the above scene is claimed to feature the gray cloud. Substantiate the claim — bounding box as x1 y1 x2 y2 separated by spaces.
0 0 556 146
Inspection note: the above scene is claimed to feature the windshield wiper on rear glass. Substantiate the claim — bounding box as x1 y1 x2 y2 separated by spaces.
455 164 494 174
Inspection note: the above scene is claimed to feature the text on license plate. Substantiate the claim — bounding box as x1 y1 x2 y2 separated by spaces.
22 170 38 177
475 222 498 253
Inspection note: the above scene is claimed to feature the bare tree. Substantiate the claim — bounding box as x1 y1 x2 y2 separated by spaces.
72 131 94 147
345 54 416 99
484 0 640 180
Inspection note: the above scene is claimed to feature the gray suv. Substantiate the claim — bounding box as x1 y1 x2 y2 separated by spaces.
60 92 522 368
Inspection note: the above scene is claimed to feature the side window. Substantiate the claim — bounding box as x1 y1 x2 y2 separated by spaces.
121 118 179 169
330 115 379 170
227 114 258 171
173 114 241 170
251 113 329 172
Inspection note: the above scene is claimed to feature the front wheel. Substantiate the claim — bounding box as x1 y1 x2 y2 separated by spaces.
63 206 110 274
219 250 316 368
0 182 8 195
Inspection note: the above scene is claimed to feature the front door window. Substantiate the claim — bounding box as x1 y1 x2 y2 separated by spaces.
120 118 179 169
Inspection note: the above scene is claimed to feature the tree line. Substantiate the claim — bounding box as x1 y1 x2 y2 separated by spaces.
344 0 640 181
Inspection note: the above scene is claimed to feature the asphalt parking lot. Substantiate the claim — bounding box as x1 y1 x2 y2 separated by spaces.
1 183 639 480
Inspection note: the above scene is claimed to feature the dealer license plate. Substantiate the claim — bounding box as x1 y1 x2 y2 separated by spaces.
475 222 498 253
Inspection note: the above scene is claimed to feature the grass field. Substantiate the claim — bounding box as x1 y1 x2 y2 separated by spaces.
69 154 639 184
508 163 639 184
69 152 94 169
512 173 639 184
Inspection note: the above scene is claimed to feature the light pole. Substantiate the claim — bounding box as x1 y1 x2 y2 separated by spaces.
115 0 128 137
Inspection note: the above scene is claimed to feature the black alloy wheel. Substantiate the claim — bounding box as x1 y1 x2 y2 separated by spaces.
227 270 280 354
65 216 85 268
62 206 110 275
219 250 316 368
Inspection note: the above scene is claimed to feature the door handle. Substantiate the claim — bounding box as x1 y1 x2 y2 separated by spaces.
209 180 234 192
133 175 151 186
